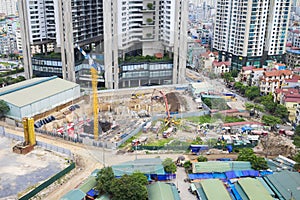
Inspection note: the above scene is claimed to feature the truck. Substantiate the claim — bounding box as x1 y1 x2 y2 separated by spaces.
143 122 152 132
162 127 174 138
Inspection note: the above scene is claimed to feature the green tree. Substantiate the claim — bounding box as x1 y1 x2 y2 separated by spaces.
110 174 148 200
245 86 260 100
261 94 277 113
192 136 203 145
294 125 300 137
234 82 243 90
231 69 239 77
262 115 282 126
162 158 177 173
96 167 115 194
293 135 300 148
251 156 268 170
202 98 212 108
0 100 9 117
197 155 208 162
237 148 268 170
274 104 288 120
130 172 148 186
223 72 234 83
245 103 264 112
293 152 300 171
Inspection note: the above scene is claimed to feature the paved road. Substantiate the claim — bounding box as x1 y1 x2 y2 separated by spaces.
171 167 197 200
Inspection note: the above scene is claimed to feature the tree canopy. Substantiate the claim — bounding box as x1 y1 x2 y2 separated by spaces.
162 158 177 173
0 100 9 117
237 148 268 170
110 173 148 200
197 155 208 162
96 167 148 200
262 115 282 126
245 86 260 100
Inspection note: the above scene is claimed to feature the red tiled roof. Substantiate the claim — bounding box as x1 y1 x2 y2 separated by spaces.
275 88 299 94
223 121 264 127
200 51 212 58
276 63 286 66
212 60 231 66
284 97 300 103
285 74 300 82
291 47 300 50
286 43 293 47
264 70 293 77
242 66 256 71
155 53 163 59
252 68 265 72
294 67 300 72
292 30 300 34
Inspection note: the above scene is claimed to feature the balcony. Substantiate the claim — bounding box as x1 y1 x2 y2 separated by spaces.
140 8 155 13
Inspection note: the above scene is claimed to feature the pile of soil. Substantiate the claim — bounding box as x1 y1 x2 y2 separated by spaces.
166 92 181 112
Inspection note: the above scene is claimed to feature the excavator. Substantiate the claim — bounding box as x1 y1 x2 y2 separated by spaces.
75 44 100 140
151 89 180 127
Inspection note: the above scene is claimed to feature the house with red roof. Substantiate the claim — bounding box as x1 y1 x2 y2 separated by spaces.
259 69 293 95
249 68 265 87
212 61 230 75
282 92 300 123
282 74 300 88
199 51 217 71
239 66 256 83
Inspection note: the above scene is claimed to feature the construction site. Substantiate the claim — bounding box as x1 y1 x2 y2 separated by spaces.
31 86 197 147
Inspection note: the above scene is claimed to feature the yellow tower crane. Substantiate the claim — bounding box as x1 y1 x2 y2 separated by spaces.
75 44 99 140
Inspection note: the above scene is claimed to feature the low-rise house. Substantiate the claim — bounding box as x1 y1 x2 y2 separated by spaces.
212 61 230 75
259 70 293 95
239 66 256 83
249 68 265 86
283 93 300 123
286 49 300 69
274 88 299 104
199 51 217 71
282 74 300 88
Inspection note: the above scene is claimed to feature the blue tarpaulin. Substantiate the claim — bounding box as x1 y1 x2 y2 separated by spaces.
259 170 273 176
188 173 213 180
241 126 252 132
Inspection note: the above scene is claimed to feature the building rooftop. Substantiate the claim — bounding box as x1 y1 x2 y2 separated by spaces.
212 60 231 66
264 70 293 77
192 161 252 173
147 182 180 200
263 171 300 200
242 66 256 71
0 76 79 107
252 68 265 72
60 189 86 200
201 179 231 200
112 158 165 176
237 178 273 200
222 121 263 127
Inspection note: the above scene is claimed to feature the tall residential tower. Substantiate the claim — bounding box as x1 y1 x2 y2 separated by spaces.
213 0 291 69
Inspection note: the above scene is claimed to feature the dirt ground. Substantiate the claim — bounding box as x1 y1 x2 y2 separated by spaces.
0 137 66 199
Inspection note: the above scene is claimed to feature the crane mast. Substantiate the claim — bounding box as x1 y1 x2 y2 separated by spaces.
75 44 99 140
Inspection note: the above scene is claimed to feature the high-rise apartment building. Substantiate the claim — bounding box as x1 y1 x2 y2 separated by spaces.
105 0 188 88
213 0 291 70
19 0 188 89
0 0 17 16
18 0 104 82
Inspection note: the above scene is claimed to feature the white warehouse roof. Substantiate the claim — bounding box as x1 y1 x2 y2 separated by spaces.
0 76 79 107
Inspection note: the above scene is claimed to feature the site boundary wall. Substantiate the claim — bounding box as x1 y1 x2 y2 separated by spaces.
19 162 75 200
0 127 72 157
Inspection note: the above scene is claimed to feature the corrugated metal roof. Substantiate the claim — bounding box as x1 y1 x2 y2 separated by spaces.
78 176 97 193
264 171 300 200
112 158 165 176
60 189 86 200
201 179 231 200
238 178 273 200
192 161 252 173
147 182 180 200
0 77 79 107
